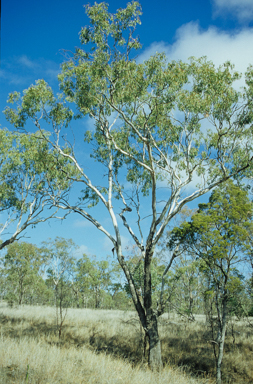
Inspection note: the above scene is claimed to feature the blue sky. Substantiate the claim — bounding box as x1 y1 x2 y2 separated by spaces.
1 0 253 259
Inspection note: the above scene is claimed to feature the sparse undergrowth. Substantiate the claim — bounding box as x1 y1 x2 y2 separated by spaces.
0 303 252 383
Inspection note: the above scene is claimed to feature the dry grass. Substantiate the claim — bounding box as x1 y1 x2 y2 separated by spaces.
0 336 214 384
159 313 253 384
0 302 251 383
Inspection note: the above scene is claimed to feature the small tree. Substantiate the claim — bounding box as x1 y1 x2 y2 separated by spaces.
5 2 253 369
169 180 253 384
42 237 76 338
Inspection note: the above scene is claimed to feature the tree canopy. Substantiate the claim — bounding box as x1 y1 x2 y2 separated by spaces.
0 129 74 250
169 180 253 383
4 1 253 370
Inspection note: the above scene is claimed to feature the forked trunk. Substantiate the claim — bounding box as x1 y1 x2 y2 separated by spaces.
116 242 163 370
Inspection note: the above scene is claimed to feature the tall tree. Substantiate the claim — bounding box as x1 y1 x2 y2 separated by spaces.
4 2 253 369
169 180 253 384
0 129 73 250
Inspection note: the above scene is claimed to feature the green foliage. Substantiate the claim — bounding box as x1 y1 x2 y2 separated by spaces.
170 180 253 315
0 238 130 310
3 2 253 368
124 252 163 300
42 237 76 283
4 3 253 207
169 181 253 380
0 128 77 250
164 255 203 318
3 242 44 305
74 254 113 308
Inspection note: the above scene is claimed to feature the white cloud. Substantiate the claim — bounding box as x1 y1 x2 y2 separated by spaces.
0 69 7 79
74 244 89 257
140 22 253 76
45 68 61 82
73 219 93 228
137 23 253 195
18 55 38 69
102 236 114 253
1 56 61 87
213 0 253 22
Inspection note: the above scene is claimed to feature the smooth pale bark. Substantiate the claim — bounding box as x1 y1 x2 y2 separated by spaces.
216 323 227 384
216 296 227 384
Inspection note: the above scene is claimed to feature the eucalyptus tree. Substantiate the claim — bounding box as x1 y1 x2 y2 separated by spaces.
169 180 253 384
42 237 76 337
4 2 253 369
158 207 202 319
73 254 112 308
0 129 73 250
3 241 43 305
161 253 202 320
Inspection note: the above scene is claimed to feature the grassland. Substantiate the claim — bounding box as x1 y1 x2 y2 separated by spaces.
0 303 252 383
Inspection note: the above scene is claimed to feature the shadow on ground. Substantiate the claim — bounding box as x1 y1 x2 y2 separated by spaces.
0 313 252 384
